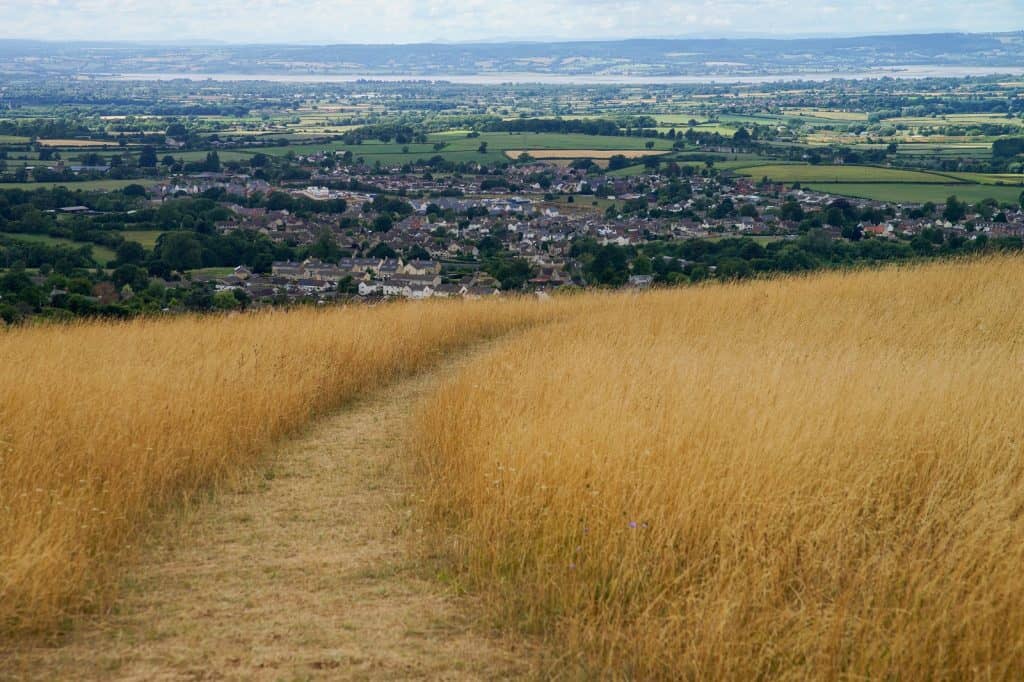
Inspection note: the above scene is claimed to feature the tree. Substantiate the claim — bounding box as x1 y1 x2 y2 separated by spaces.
138 146 157 168
943 195 967 223
112 264 149 291
204 151 221 173
158 232 203 272
780 200 805 222
165 122 188 139
484 255 533 290
825 206 846 227
632 254 653 275
477 141 488 154
367 242 398 259
115 241 146 265
308 230 341 261
212 290 241 310
407 245 431 260
607 155 630 171
733 127 751 144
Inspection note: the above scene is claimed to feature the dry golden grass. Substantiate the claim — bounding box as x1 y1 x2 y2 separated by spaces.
0 299 555 635
415 257 1024 679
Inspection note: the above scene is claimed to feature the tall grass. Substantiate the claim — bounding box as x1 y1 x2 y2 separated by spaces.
415 257 1024 678
0 299 555 634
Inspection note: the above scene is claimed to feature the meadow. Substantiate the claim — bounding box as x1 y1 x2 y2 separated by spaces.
0 298 557 634
806 182 1024 205
738 163 961 184
0 179 156 192
414 257 1024 678
193 132 680 168
0 233 116 265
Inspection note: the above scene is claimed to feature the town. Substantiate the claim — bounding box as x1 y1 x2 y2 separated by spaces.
1 75 1023 320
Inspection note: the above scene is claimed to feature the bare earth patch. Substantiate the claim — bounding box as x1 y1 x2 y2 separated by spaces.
3 348 533 680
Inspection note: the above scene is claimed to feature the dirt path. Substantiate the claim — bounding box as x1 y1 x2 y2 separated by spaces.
6 347 532 680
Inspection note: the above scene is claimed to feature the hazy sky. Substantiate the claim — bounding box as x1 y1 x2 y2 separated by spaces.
3 0 1023 44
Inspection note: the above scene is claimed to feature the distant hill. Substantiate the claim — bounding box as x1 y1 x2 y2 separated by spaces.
1 32 1023 78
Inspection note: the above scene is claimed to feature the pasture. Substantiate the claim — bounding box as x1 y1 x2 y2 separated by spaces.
0 179 158 192
738 163 962 184
0 232 117 264
806 182 1024 205
120 230 165 249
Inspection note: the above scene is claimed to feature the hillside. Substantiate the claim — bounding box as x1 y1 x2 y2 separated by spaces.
415 256 1024 677
2 32 1024 78
4 257 1024 678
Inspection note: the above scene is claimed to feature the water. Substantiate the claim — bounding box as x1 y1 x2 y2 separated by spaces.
103 65 1024 85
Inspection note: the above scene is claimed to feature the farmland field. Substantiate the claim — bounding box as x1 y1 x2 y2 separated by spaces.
784 108 868 121
120 230 165 249
0 179 159 191
737 163 962 184
504 149 665 161
36 139 125 148
947 172 1024 186
0 232 117 264
243 132 676 165
806 182 1024 205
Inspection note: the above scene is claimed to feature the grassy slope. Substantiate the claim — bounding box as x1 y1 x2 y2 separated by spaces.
0 299 557 634
415 256 1024 678
4 343 534 679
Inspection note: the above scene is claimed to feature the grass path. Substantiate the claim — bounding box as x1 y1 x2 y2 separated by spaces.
4 345 533 680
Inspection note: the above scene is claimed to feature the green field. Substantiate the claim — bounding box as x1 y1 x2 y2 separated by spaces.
737 164 962 184
188 266 235 278
120 230 165 249
0 232 117 264
946 173 1024 186
0 179 159 191
174 150 261 162
805 183 1024 206
243 132 677 166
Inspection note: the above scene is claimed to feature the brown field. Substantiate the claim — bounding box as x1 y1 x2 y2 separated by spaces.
0 299 556 634
415 256 1024 678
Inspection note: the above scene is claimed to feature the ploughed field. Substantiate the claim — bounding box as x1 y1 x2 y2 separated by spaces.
4 256 1024 678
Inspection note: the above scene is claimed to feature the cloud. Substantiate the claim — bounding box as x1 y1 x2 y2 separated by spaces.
0 0 1022 43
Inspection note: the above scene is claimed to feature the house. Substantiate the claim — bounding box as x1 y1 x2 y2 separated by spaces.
358 281 382 296
296 279 332 294
381 281 412 298
401 259 441 276
272 260 305 278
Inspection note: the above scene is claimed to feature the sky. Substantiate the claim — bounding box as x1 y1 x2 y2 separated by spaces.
2 0 1023 44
